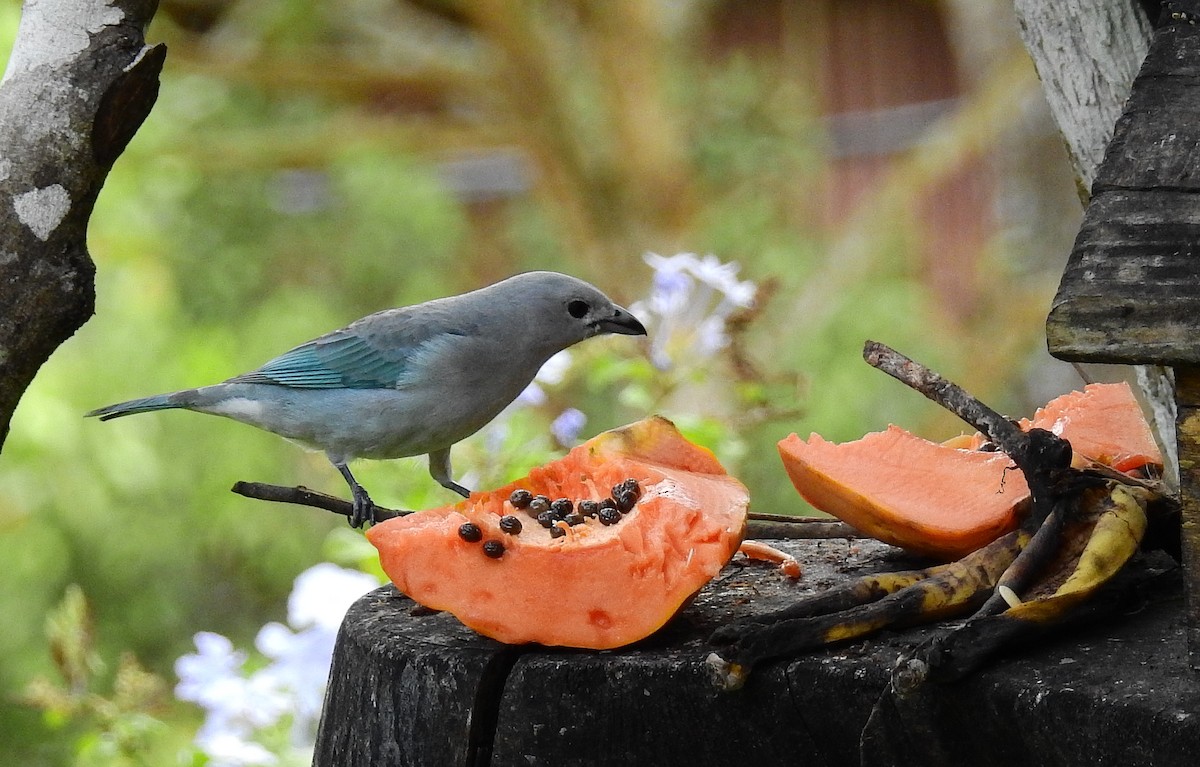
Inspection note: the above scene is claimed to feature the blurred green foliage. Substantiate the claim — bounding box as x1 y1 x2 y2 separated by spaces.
0 1 1076 763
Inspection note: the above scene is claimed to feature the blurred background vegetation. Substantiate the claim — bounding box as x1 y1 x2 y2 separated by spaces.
1 0 1090 762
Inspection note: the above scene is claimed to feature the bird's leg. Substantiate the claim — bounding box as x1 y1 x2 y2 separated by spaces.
334 461 376 528
429 448 471 498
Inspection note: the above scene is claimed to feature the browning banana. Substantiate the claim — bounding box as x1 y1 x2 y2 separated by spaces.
709 482 1154 690
708 529 1028 688
900 482 1153 683
1001 484 1149 622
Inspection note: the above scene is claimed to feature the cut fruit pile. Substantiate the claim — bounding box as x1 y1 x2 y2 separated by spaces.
368 417 749 649
777 382 1162 559
709 378 1169 686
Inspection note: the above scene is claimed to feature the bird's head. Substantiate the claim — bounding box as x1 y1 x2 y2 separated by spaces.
491 271 647 350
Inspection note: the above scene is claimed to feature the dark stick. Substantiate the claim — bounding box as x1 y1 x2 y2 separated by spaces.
974 499 1068 617
863 340 1027 458
746 518 861 540
231 481 860 539
231 481 409 522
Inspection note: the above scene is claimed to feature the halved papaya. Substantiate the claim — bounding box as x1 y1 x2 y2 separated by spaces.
778 382 1162 560
367 417 749 649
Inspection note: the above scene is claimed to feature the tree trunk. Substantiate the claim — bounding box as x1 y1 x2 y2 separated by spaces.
0 0 164 449
1013 0 1152 192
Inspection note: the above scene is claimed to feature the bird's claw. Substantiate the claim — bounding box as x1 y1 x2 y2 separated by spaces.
349 486 377 529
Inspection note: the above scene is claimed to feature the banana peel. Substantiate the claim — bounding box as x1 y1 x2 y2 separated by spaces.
901 483 1155 684
708 481 1157 691
708 529 1028 690
1004 484 1149 620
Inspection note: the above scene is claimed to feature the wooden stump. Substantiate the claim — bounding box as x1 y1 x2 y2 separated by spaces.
313 539 1200 767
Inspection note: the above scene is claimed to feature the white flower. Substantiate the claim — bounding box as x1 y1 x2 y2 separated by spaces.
193 668 291 741
176 564 380 763
194 732 279 767
632 252 756 370
287 562 378 632
515 349 574 406
274 563 377 740
175 632 248 708
535 350 573 385
255 622 339 742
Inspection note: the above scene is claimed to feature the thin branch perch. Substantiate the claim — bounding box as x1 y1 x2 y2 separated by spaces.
231 480 860 539
231 482 409 522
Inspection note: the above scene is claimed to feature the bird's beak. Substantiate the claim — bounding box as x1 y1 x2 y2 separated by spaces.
596 305 647 336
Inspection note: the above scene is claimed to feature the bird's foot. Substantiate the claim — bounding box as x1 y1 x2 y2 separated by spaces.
349 485 377 529
444 480 471 499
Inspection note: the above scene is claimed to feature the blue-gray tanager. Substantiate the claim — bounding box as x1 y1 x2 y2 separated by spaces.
87 271 646 527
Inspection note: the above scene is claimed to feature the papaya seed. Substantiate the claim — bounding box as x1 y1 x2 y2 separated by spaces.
598 507 623 526
611 489 636 513
614 478 641 500
528 497 551 517
499 515 523 535
578 499 599 518
458 522 483 542
549 525 567 539
509 489 534 509
482 540 506 558
550 498 574 517
536 511 556 529
565 513 585 526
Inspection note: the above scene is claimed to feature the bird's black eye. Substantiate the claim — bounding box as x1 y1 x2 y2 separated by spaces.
567 299 589 319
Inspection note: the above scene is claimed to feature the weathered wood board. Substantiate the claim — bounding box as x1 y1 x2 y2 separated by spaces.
1175 368 1200 674
1046 22 1200 364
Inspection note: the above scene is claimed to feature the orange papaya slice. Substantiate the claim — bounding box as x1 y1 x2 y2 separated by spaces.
1022 382 1162 473
778 382 1161 560
778 426 1026 560
368 417 749 649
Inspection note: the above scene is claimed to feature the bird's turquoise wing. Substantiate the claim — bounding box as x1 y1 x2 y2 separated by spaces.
229 326 419 389
228 303 480 390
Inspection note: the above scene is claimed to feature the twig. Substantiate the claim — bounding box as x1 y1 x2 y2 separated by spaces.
230 481 409 522
746 517 860 540
231 481 861 539
862 341 1027 459
974 498 1069 617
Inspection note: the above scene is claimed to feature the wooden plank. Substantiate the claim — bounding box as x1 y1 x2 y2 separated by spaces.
1175 367 1200 671
1047 189 1200 364
1041 8 1200 670
1045 17 1200 364
1094 29 1200 192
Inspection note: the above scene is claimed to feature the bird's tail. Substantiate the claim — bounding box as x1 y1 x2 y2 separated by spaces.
85 394 180 421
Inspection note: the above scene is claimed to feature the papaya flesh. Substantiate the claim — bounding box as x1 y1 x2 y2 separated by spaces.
779 427 1026 560
1019 382 1161 473
778 382 1162 561
368 417 749 649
